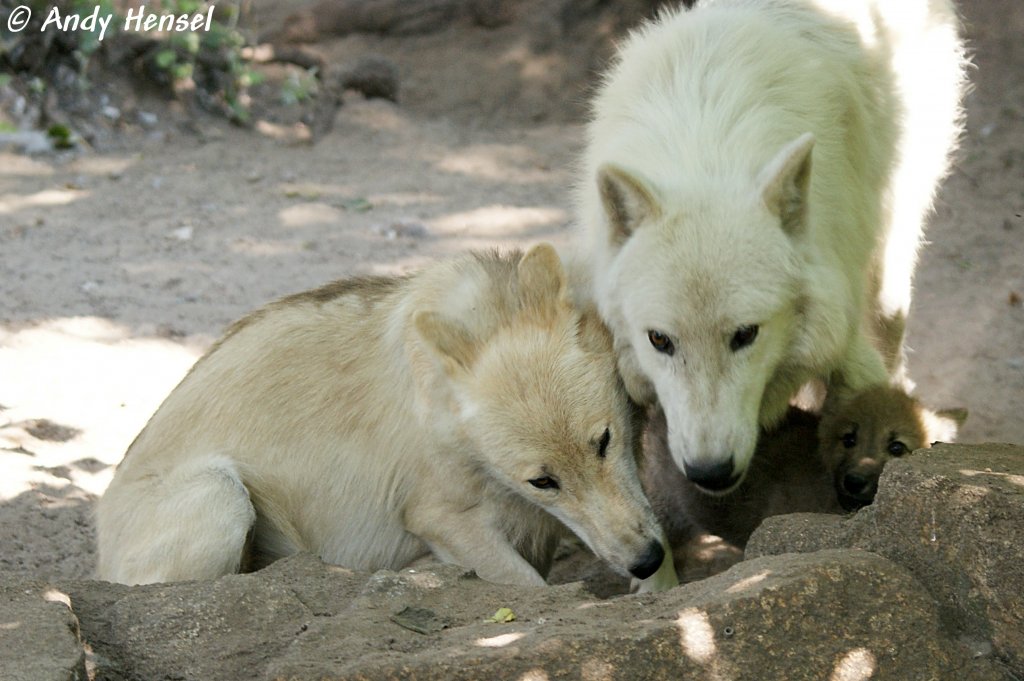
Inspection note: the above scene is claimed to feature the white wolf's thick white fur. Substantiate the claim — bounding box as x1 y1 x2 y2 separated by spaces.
575 0 966 487
97 244 674 589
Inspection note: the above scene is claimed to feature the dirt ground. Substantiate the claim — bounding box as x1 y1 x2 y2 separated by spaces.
1 0 1021 583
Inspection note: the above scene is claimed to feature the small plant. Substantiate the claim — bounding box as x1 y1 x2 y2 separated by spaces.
146 1 260 123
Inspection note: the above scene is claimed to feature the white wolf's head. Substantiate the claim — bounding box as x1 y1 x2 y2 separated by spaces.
415 243 667 580
593 134 815 493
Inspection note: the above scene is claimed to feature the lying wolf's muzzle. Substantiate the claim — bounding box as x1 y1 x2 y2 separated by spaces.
628 539 666 580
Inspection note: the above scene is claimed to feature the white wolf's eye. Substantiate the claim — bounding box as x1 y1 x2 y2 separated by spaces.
730 324 759 351
648 330 674 355
528 476 560 490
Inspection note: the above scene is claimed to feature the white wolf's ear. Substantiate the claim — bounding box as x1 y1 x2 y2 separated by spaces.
597 164 659 246
518 242 567 314
414 311 478 372
923 406 968 444
758 133 814 235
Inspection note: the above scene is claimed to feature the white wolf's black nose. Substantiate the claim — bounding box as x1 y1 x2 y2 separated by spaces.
683 459 739 492
629 539 665 580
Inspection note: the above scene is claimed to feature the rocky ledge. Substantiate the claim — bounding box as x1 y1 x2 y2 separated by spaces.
2 443 1021 680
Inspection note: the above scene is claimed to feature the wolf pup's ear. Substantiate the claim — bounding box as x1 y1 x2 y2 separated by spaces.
518 242 567 313
758 132 814 236
597 164 659 246
414 311 478 372
923 406 968 444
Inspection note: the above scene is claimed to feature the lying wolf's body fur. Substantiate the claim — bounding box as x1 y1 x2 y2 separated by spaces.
97 244 669 587
644 385 966 572
575 0 966 491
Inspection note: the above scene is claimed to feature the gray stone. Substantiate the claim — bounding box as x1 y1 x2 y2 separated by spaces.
0 581 87 681
748 443 1024 677
13 551 999 680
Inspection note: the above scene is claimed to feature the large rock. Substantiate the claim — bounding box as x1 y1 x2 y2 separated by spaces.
28 550 1003 680
0 582 87 681
748 443 1024 677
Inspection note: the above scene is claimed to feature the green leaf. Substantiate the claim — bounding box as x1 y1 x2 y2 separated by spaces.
489 607 516 623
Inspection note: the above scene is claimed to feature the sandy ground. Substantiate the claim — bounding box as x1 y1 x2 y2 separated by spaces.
1 0 1021 583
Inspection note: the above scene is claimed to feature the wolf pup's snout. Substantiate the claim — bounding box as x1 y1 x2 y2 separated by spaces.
629 539 666 580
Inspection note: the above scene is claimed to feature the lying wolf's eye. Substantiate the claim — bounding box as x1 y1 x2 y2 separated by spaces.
887 440 908 456
648 330 674 355
597 428 611 458
730 324 759 352
841 430 857 449
528 476 560 490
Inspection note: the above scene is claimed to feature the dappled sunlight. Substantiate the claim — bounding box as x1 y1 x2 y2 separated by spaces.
255 120 312 144
497 42 568 88
397 569 445 589
429 205 566 237
726 570 769 594
0 187 88 214
581 659 615 681
437 144 553 184
475 631 526 648
518 670 550 681
278 202 345 228
67 155 138 178
0 317 202 500
0 152 54 177
829 647 877 681
676 607 717 664
959 468 1024 487
229 237 312 257
343 99 412 133
42 589 71 607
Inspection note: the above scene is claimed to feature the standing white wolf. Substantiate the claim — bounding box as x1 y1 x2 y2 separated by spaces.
97 244 670 587
576 0 966 491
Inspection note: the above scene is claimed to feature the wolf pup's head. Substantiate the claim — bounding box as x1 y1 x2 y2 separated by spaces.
592 135 815 493
415 243 667 581
819 384 967 510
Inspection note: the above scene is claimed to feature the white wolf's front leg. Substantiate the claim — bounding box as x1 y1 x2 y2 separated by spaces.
405 501 547 587
833 331 890 400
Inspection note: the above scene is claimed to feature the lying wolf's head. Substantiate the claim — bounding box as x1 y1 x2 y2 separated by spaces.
415 243 667 581
818 384 967 510
591 135 816 493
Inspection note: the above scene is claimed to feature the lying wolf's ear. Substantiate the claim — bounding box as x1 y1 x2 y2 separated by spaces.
575 306 614 355
758 133 814 236
597 164 659 246
923 406 968 444
518 242 567 312
414 311 478 372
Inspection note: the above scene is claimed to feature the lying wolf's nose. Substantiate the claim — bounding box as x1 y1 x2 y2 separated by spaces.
629 540 665 580
683 459 739 492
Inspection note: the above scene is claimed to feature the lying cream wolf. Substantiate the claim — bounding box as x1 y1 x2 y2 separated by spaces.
97 244 670 588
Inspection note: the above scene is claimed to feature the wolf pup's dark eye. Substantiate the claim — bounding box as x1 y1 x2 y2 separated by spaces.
597 428 611 458
648 330 674 355
529 476 560 490
841 431 857 449
887 440 908 456
730 324 759 351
